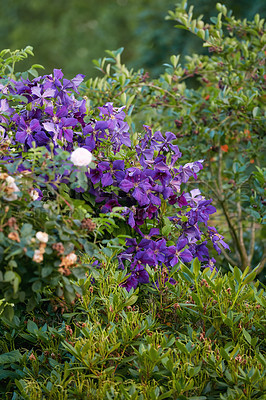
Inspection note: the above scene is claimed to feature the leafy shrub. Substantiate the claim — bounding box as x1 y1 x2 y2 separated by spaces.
0 52 230 304
84 2 266 278
0 4 265 400
0 263 265 399
0 150 103 313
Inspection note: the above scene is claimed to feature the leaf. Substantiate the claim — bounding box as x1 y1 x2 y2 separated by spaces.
175 341 189 355
125 294 138 307
180 264 194 279
242 328 251 344
0 369 20 380
158 391 174 400
256 352 266 368
0 350 22 365
220 348 230 361
32 280 42 292
233 266 242 284
4 271 15 282
174 24 189 31
27 320 38 334
189 397 207 400
192 257 200 277
20 223 33 237
242 266 259 285
41 266 53 278
252 106 259 117
2 305 14 321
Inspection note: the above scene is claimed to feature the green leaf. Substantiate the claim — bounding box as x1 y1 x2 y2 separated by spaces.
175 341 189 355
242 328 251 344
0 350 22 365
2 305 14 321
41 266 53 278
27 320 38 334
233 266 242 283
252 106 259 117
20 223 33 237
4 271 15 282
158 391 174 400
125 294 138 307
192 257 200 277
32 280 42 292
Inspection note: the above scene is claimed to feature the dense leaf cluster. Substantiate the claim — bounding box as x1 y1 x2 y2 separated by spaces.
0 264 265 399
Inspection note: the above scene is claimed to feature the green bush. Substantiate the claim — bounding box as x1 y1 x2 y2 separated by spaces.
84 2 266 278
0 149 99 312
0 263 265 399
0 3 265 399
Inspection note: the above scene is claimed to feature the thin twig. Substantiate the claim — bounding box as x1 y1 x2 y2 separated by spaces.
256 250 266 276
219 200 243 268
217 147 223 198
248 219 256 265
236 199 249 269
219 244 238 267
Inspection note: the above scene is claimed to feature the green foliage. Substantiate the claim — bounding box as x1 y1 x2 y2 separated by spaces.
0 148 122 310
0 262 265 399
0 46 44 80
84 4 266 277
1 0 265 78
0 3 265 398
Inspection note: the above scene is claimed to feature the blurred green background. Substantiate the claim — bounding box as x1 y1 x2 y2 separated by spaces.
1 0 265 78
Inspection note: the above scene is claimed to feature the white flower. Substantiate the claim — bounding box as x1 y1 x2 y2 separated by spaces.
60 252 78 267
3 175 20 201
70 147 92 167
30 189 39 201
36 231 49 243
6 176 15 185
33 249 43 263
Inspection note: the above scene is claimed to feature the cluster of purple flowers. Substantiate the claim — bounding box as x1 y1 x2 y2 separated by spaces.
0 70 130 154
0 70 229 291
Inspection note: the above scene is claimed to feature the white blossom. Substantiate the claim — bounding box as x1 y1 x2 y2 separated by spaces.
36 231 49 243
70 147 92 167
60 252 78 267
30 189 39 201
3 175 20 201
33 249 43 263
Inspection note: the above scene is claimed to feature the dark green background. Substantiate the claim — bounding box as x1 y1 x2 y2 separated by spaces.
1 0 265 78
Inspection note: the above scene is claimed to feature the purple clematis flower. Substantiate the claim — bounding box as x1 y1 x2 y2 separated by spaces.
31 86 55 106
121 273 139 291
16 117 48 148
166 238 193 266
208 227 230 254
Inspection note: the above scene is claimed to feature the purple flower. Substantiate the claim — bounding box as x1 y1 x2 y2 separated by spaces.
101 198 121 213
134 265 149 284
208 227 230 254
167 238 193 266
31 86 55 106
0 99 13 123
191 242 209 261
151 130 182 157
121 274 138 291
15 117 44 148
203 257 218 272
136 145 154 167
98 162 113 187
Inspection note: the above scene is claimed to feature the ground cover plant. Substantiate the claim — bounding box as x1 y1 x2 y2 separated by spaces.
0 2 265 399
0 263 265 399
